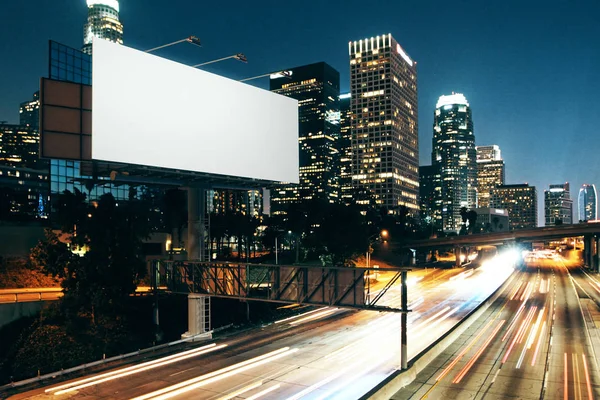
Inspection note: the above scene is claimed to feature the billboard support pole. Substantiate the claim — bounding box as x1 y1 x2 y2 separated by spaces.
183 187 212 341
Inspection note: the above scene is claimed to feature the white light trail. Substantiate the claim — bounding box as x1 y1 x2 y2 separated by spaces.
48 343 225 395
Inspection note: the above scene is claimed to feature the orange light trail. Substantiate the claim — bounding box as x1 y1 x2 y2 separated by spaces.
436 318 496 382
502 306 536 364
453 320 506 383
565 353 569 400
582 354 594 400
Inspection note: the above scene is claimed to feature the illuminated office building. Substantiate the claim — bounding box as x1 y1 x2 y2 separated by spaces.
211 190 262 217
82 0 124 55
349 34 419 213
19 91 40 130
476 145 505 208
579 184 597 222
269 62 340 214
0 124 41 169
544 183 573 226
339 93 353 205
419 165 442 228
0 124 48 220
490 184 538 230
432 93 476 232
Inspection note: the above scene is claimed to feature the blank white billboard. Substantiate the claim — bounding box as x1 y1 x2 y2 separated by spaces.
92 39 299 184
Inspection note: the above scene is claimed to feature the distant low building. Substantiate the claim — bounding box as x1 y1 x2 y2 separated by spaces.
474 208 509 232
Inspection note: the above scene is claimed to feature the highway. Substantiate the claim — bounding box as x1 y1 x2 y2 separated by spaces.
393 251 600 399
8 254 515 400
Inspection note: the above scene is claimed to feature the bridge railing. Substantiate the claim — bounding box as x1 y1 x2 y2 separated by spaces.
151 260 410 313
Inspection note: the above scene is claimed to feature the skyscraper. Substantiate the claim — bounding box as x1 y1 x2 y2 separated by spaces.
544 183 573 226
419 165 442 229
476 145 505 208
82 0 124 55
349 34 419 213
578 184 598 222
0 124 41 169
19 91 40 130
269 62 340 214
339 93 354 205
490 184 538 230
432 93 477 232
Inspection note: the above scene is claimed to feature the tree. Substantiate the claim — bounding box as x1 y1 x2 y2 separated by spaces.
31 189 152 321
466 210 478 233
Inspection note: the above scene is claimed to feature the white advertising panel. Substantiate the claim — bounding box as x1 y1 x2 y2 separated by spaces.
92 39 299 183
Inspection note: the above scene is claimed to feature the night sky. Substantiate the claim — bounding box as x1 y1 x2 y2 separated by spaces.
1 0 599 224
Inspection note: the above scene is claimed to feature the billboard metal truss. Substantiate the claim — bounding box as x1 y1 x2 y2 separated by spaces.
152 261 410 313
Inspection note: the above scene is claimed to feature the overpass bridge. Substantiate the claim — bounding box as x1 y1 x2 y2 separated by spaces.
405 222 600 269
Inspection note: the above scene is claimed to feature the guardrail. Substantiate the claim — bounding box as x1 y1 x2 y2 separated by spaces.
0 325 232 392
0 288 63 304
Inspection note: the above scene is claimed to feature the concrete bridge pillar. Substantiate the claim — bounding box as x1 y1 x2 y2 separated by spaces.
584 235 593 269
593 236 600 273
454 247 462 268
182 294 212 341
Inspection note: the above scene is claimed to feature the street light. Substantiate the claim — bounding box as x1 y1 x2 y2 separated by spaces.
145 35 202 53
367 230 388 269
274 230 294 265
239 70 292 82
192 53 247 68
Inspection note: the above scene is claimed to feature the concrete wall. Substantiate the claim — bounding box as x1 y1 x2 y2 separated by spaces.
0 225 46 257
0 301 44 328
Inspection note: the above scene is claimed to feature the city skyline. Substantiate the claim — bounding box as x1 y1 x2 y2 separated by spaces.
0 0 598 225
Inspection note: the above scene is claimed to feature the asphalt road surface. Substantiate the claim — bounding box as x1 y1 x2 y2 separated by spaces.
393 253 600 400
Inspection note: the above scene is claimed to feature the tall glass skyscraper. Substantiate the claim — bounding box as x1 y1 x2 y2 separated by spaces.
269 62 340 214
579 184 598 222
349 34 419 213
339 93 353 206
432 93 477 232
82 0 124 55
544 183 573 226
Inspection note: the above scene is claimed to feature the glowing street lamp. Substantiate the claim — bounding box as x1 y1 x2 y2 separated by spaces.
239 70 292 82
192 53 248 68
145 35 202 53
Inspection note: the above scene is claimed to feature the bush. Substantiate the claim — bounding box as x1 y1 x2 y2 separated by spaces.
0 257 59 288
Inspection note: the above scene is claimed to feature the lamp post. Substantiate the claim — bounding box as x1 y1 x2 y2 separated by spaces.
239 70 292 82
274 230 293 265
192 53 247 68
145 35 202 53
367 229 388 269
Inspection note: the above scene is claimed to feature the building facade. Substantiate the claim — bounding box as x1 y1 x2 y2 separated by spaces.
349 34 419 213
19 91 40 130
474 208 509 232
0 124 49 220
339 93 354 206
578 184 597 222
544 183 573 226
432 93 477 232
82 0 124 55
269 62 340 214
476 145 505 208
419 165 442 228
490 184 538 230
0 124 41 169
